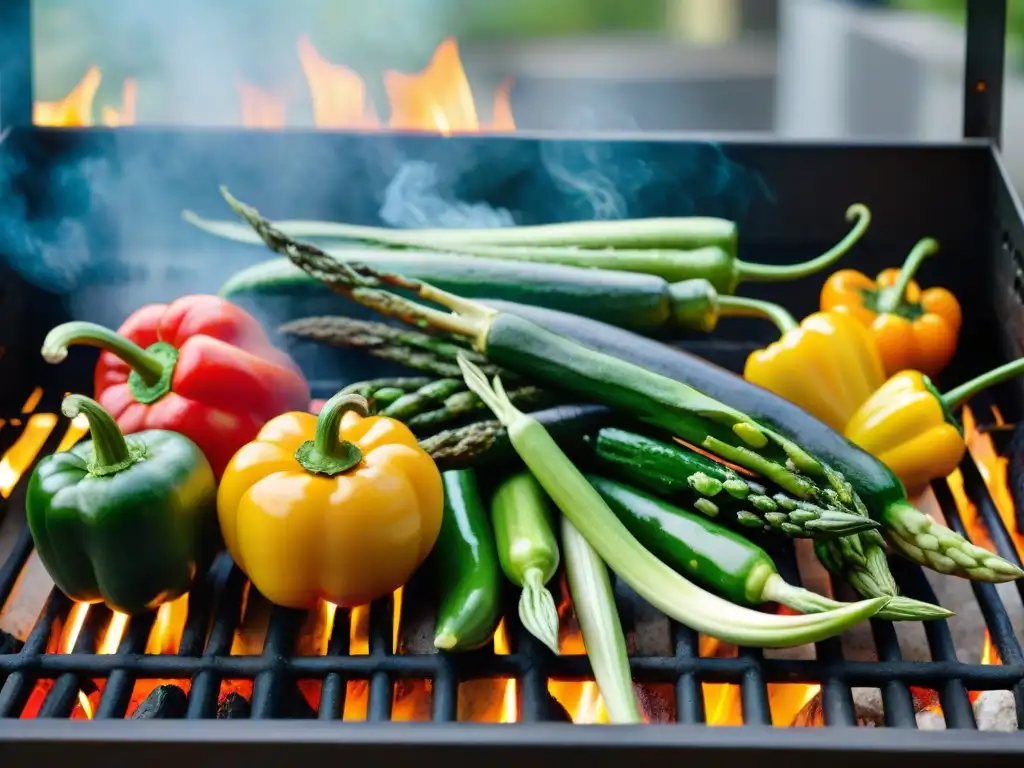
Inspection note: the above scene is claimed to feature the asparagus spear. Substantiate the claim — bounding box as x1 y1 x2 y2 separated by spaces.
406 386 554 434
383 378 465 420
420 418 503 469
340 376 433 400
282 316 507 379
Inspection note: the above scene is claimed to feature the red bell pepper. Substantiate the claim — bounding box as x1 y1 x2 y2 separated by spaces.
42 294 311 478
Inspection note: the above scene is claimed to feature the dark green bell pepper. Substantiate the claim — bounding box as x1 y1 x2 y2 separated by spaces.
26 394 218 615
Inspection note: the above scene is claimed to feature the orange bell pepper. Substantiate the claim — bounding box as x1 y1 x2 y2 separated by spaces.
742 303 887 432
820 237 962 378
217 391 444 609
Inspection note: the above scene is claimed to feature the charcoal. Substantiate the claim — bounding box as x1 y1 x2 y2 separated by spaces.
543 693 573 722
131 684 188 719
0 630 23 655
216 692 251 719
974 690 1018 731
284 686 317 719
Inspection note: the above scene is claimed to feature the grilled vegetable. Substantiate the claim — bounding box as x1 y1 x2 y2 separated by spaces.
469 301 1024 586
587 476 950 621
821 237 962 378
560 514 642 723
589 427 879 538
846 358 1024 497
455 355 888 647
432 470 503 652
222 255 803 336
41 295 311 479
187 202 871 294
223 190 1023 586
490 472 561 654
743 310 887 432
420 404 615 471
227 190 864 520
341 373 553 434
339 376 434 402
216 390 444 609
26 395 218 615
286 317 501 380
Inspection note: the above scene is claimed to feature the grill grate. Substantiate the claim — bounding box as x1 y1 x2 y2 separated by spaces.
0 387 1023 727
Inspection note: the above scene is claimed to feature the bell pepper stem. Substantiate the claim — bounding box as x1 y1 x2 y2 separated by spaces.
942 357 1024 410
875 237 940 314
42 321 167 388
295 392 371 476
715 296 799 335
735 203 872 283
61 394 139 476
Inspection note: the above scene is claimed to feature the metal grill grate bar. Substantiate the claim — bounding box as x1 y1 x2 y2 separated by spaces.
0 401 1021 725
250 605 305 719
38 602 111 717
366 595 395 721
670 622 705 724
92 612 156 719
183 558 247 718
0 591 70 716
317 605 351 720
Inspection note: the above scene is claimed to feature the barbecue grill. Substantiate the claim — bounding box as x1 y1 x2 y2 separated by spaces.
2 0 1024 764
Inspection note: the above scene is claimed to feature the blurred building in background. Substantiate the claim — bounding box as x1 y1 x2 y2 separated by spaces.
26 0 1023 184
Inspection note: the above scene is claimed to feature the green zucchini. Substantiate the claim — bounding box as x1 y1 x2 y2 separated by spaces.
219 255 788 335
432 470 503 652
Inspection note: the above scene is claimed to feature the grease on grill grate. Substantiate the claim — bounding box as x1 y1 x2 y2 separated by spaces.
0 388 1023 728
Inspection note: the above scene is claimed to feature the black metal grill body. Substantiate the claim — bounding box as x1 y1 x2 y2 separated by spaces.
2 0 1024 763
0 128 1022 762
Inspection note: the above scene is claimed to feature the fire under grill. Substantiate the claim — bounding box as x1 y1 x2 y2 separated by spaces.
0 379 1022 733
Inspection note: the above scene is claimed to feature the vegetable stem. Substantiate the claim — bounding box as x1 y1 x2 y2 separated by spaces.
61 395 140 476
42 321 168 387
715 296 800 335
457 355 889 647
560 514 643 724
875 237 939 314
942 357 1024 410
735 203 872 283
294 392 369 476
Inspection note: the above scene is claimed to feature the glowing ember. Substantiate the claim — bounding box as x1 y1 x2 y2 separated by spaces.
36 37 514 133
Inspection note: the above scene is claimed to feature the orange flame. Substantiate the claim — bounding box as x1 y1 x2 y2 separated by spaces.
947 406 1020 694
34 66 136 127
297 35 380 129
37 37 514 133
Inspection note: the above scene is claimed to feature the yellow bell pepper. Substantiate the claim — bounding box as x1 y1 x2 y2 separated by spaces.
217 390 444 609
845 358 1024 493
742 307 887 432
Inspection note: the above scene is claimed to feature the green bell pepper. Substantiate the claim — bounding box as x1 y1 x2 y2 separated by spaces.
26 394 218 615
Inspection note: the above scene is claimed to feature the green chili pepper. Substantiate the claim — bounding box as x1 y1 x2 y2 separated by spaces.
432 469 504 652
25 395 218 615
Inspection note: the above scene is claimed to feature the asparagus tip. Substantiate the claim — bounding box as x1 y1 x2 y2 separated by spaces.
876 596 955 622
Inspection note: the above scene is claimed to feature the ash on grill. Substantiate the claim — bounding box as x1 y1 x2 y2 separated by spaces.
0 387 1022 729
